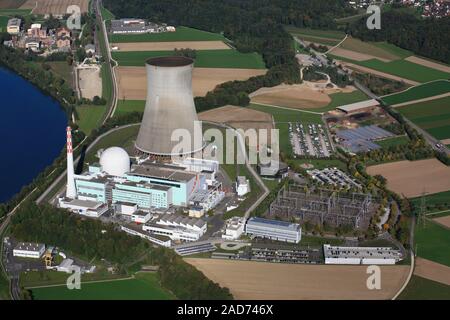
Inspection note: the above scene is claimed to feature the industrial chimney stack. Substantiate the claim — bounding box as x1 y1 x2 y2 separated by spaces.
135 56 204 157
66 126 77 199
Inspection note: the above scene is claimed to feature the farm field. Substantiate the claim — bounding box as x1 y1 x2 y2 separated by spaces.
115 99 145 115
337 37 407 61
100 5 114 20
433 215 450 228
199 105 274 144
285 26 345 46
375 136 410 149
414 257 450 286
398 275 450 300
112 49 266 69
411 190 450 211
111 26 226 43
76 105 106 135
185 258 409 300
116 66 266 100
113 41 230 51
397 96 450 140
0 0 27 8
382 80 450 105
366 159 450 198
334 56 450 83
414 220 450 267
20 0 89 15
30 273 174 300
405 56 450 73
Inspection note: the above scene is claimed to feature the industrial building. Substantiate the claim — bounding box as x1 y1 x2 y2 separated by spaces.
269 185 377 229
143 214 207 242
110 19 174 34
135 56 204 157
58 198 108 218
245 217 301 243
307 168 362 189
7 18 21 35
13 242 45 259
323 244 403 265
336 99 380 114
236 176 250 197
257 160 288 178
222 217 245 240
120 224 172 247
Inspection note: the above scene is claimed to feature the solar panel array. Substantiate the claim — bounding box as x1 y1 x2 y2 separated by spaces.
336 125 394 153
174 242 216 256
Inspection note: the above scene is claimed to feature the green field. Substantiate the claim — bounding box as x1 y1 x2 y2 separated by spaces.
76 105 106 135
31 273 174 300
0 8 31 16
46 61 73 87
382 80 450 105
397 96 450 140
398 275 450 300
333 57 450 83
375 135 410 148
249 103 323 156
0 15 8 32
339 38 410 61
414 220 450 267
115 99 145 115
112 49 265 69
411 190 450 215
316 89 369 112
111 26 226 43
100 5 115 21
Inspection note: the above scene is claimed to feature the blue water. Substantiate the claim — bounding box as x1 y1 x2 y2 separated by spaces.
0 67 67 203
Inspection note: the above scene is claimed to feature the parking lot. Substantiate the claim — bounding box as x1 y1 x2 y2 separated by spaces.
289 122 333 158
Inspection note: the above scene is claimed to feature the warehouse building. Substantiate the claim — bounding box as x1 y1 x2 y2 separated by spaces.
58 198 109 218
222 217 245 240
143 214 207 242
245 217 301 243
323 244 403 265
336 99 380 114
13 242 45 259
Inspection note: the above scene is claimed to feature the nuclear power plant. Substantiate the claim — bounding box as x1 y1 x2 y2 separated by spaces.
135 56 204 157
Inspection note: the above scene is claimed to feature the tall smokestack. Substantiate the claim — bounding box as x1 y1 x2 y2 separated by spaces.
66 126 77 199
135 56 204 156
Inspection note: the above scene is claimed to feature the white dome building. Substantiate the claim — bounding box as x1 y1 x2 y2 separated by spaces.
99 147 130 177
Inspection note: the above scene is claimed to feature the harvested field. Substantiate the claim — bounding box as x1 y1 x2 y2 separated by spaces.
336 60 420 86
78 68 102 100
338 38 400 61
21 0 89 15
441 138 450 145
414 257 450 286
113 41 230 52
433 215 450 229
330 47 390 62
250 84 331 109
116 66 266 99
405 56 450 74
0 0 27 9
185 258 409 300
199 105 273 142
366 159 450 198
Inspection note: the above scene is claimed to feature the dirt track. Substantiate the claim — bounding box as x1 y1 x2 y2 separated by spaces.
185 258 409 300
116 66 266 99
21 0 89 14
414 257 450 285
366 159 450 198
113 41 230 51
78 68 102 100
406 56 450 74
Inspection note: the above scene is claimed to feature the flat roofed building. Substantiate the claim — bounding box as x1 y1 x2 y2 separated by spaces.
336 99 379 114
58 198 108 218
323 244 403 265
245 217 301 243
131 210 152 224
121 224 171 247
222 217 245 240
236 176 250 197
7 18 21 34
13 242 45 259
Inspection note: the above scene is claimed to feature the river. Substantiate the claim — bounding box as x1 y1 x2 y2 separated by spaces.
0 67 67 203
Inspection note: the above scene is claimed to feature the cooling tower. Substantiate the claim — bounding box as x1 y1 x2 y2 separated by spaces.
135 56 204 156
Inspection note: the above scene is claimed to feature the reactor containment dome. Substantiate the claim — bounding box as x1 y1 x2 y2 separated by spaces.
135 56 204 157
99 147 130 177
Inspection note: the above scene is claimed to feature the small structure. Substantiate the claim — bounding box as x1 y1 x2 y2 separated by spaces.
7 18 21 35
130 210 152 224
188 206 205 218
25 38 40 51
222 217 245 240
13 242 45 259
323 244 403 265
245 217 301 243
257 160 288 178
236 176 250 197
84 43 95 55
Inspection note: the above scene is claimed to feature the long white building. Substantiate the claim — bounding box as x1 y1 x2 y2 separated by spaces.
245 217 301 243
323 244 403 265
13 242 45 259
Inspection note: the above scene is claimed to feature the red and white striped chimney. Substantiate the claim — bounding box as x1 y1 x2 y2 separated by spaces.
66 126 76 199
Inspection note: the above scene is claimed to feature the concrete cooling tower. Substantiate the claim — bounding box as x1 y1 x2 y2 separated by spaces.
135 56 204 157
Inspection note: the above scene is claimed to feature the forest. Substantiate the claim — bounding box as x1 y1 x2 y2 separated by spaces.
10 202 232 300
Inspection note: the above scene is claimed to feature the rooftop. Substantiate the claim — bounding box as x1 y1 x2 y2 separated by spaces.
146 56 194 67
337 99 379 113
130 162 196 182
14 242 45 251
247 217 301 232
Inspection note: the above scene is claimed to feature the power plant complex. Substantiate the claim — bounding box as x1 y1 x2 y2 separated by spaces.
58 56 222 245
